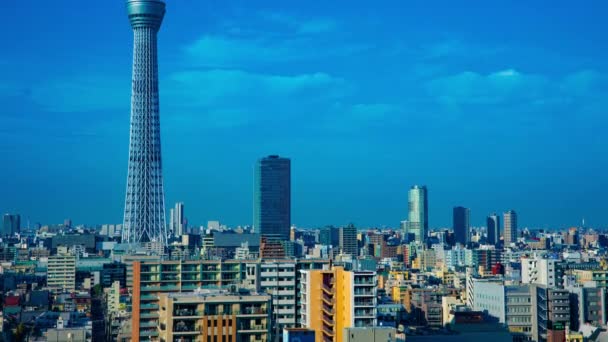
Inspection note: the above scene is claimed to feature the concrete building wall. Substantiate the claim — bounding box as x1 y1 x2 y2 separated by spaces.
343 327 397 342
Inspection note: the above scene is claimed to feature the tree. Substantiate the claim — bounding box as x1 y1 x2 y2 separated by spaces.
92 284 103 298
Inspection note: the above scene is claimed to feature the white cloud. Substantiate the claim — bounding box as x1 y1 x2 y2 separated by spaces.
425 69 549 105
163 69 350 127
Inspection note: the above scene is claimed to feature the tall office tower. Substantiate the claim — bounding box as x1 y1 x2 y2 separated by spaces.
339 223 358 257
171 202 185 236
487 213 500 245
169 208 174 234
408 185 428 243
2 214 20 236
400 220 409 241
453 206 470 245
503 210 518 245
122 0 168 246
254 155 291 240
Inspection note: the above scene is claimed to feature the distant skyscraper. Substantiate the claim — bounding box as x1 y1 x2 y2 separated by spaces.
254 155 291 240
320 225 340 247
2 214 20 236
408 185 428 243
339 224 358 257
172 202 185 236
453 206 470 245
487 213 500 245
503 210 518 245
122 0 168 246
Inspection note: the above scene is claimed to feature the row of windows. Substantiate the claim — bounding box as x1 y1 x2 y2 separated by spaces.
508 316 531 323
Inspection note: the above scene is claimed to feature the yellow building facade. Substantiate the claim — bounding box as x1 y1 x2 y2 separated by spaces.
301 267 377 342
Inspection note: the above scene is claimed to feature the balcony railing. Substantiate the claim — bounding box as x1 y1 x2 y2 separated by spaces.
174 308 198 317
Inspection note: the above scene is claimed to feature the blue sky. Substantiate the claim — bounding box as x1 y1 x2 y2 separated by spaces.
1 1 607 229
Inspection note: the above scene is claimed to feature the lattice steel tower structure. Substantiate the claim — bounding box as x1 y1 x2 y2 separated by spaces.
122 0 168 246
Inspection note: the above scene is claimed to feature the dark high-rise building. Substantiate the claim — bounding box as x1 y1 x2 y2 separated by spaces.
339 224 358 257
453 206 470 245
487 213 500 245
504 210 518 245
408 185 428 243
254 155 291 240
2 214 20 236
122 0 168 247
319 226 339 247
102 262 127 288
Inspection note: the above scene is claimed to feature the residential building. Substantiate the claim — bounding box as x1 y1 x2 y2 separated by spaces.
566 285 607 330
47 247 76 293
300 266 377 342
339 224 358 257
531 286 570 342
156 290 271 342
106 281 121 315
521 255 563 288
505 285 533 340
128 258 330 341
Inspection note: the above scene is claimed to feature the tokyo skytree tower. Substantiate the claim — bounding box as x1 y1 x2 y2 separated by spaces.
122 0 168 246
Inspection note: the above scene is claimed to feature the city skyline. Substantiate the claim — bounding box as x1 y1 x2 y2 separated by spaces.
1 1 607 228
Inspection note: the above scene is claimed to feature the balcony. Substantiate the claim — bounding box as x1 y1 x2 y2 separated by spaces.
322 295 334 307
141 286 161 291
140 294 158 301
140 313 159 319
139 330 159 337
237 307 268 316
322 314 333 326
181 284 200 290
322 326 334 337
140 303 159 310
173 321 202 334
354 300 375 307
354 277 375 286
160 285 179 291
160 274 180 281
174 307 198 317
354 289 375 296
139 321 158 328
239 323 268 332
355 309 375 318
